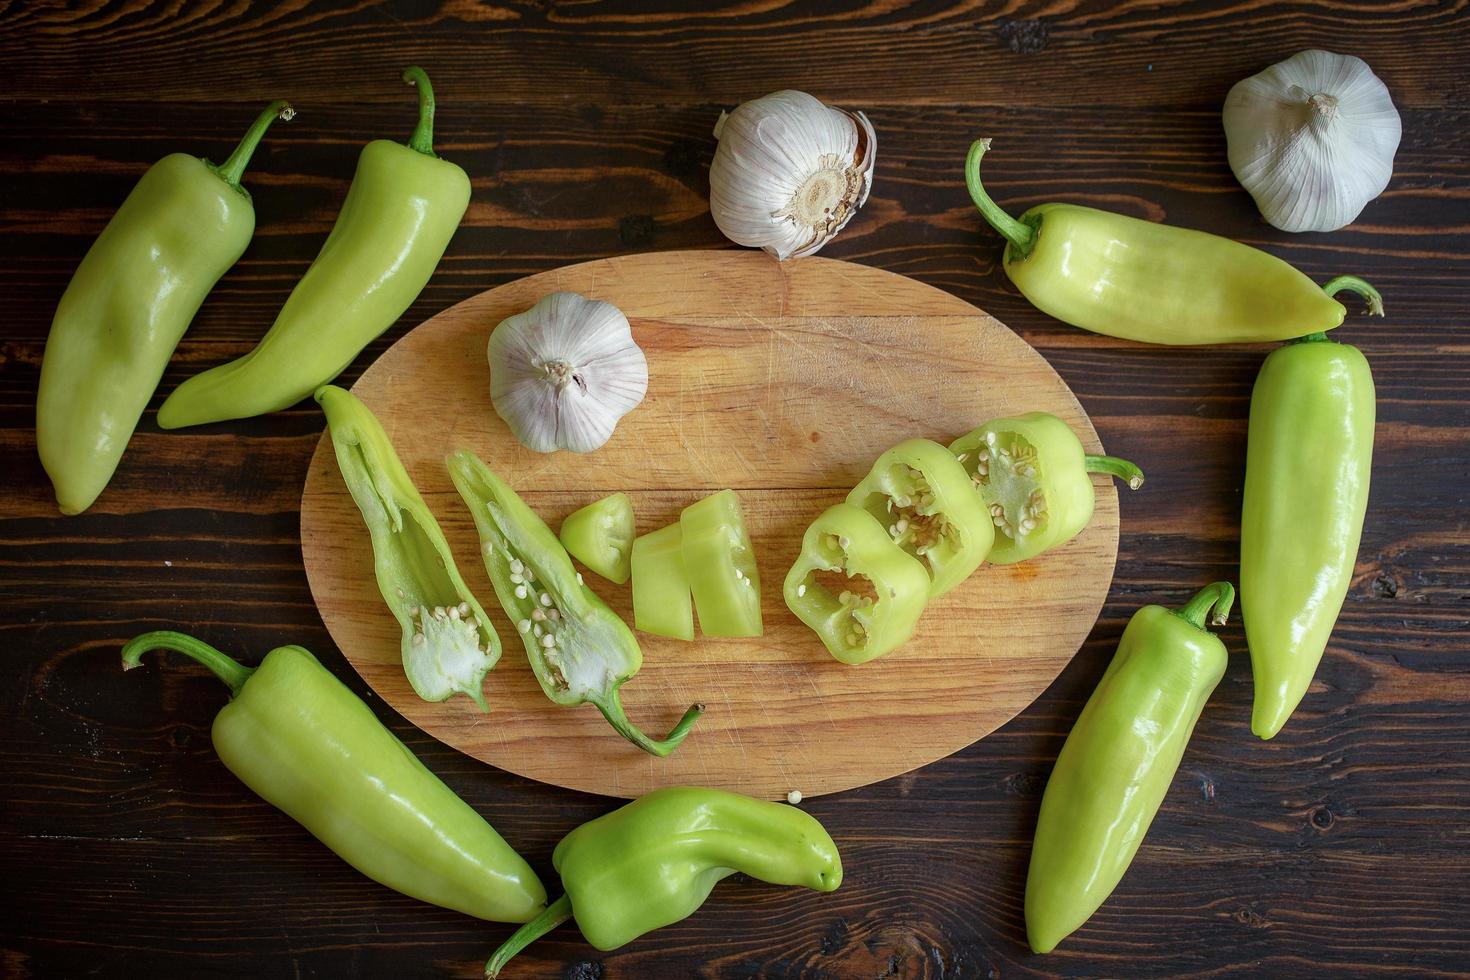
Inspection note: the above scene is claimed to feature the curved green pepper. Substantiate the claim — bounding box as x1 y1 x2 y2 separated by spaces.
630 522 695 641
784 502 930 664
1242 278 1380 739
36 101 292 514
965 139 1370 345
950 412 1143 564
1025 582 1233 954
318 386 499 710
485 787 842 976
158 68 470 428
122 631 546 923
447 450 703 755
559 492 635 584
847 438 993 597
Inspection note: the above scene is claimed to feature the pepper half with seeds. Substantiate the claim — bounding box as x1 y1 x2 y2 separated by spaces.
317 385 499 710
447 449 704 756
784 502 931 664
847 438 994 597
950 412 1143 565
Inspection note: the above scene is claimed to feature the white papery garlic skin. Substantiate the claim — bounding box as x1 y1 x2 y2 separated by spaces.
488 292 648 454
709 89 876 260
1224 49 1401 233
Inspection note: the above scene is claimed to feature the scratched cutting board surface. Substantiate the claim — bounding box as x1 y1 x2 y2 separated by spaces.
300 250 1118 800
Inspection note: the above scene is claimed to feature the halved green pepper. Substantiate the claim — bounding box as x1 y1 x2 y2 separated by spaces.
784 503 930 664
681 490 763 637
485 787 842 976
950 412 1143 564
559 492 634 584
630 523 695 641
447 450 703 756
317 385 498 710
847 439 993 597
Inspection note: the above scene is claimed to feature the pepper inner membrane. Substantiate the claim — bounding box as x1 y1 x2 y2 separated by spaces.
956 431 1049 542
492 536 573 692
866 464 959 573
800 531 880 652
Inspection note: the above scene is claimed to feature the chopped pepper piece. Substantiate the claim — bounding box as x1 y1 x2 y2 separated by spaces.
630 523 695 641
680 490 763 637
950 412 1143 565
784 503 931 664
317 385 499 710
485 787 842 976
447 450 703 756
847 438 994 597
559 492 634 584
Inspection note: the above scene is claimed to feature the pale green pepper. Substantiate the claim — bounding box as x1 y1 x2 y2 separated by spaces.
681 490 763 637
560 492 635 584
630 523 695 641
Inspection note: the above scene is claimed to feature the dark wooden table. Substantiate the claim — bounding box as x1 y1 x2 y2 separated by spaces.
4 3 1467 977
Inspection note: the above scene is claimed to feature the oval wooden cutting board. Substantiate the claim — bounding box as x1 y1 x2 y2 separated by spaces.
300 250 1117 800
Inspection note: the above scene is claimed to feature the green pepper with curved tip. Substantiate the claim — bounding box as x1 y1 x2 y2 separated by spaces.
447 449 704 756
122 631 546 923
485 787 842 977
784 502 930 664
1242 277 1380 739
950 412 1143 564
318 385 499 710
158 67 470 427
36 101 292 515
965 139 1379 345
847 438 993 597
1025 582 1233 954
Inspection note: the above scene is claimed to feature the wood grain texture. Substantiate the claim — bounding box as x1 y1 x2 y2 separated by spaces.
300 251 1118 799
2 1 1469 977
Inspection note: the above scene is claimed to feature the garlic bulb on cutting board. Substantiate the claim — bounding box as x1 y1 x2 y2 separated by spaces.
1223 49 1401 233
487 292 648 454
709 90 876 260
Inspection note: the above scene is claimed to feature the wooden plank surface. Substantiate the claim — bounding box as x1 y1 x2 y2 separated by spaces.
299 251 1118 799
2 1 1468 977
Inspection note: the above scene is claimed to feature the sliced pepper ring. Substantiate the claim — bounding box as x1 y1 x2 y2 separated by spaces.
847 438 994 597
950 412 1142 565
784 503 931 664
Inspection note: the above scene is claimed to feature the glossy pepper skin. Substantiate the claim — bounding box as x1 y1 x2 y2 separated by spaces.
36 102 292 514
848 438 993 597
559 492 635 584
1025 582 1233 954
964 139 1362 345
1242 282 1380 739
158 68 470 427
318 386 500 710
950 413 1143 565
121 631 546 923
681 489 763 637
630 522 695 640
485 787 842 976
784 502 930 664
447 449 704 755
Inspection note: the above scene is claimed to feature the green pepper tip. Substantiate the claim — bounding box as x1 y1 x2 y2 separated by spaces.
1322 274 1385 318
964 138 1038 260
208 99 296 192
1175 581 1235 632
401 65 438 157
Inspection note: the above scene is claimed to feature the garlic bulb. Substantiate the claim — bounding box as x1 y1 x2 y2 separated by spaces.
1223 49 1401 233
488 292 648 454
709 90 876 260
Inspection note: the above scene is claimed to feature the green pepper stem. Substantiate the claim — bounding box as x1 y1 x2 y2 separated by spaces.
485 894 574 978
592 691 705 757
1174 581 1235 630
1322 275 1385 317
121 630 255 697
1084 454 1145 491
402 66 438 157
964 139 1038 260
208 100 294 192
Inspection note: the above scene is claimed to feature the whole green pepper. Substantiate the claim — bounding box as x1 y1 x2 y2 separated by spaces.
447 449 704 755
1242 279 1380 739
485 787 842 977
1025 582 1233 954
965 139 1371 345
36 101 292 515
848 438 993 597
157 67 470 428
784 502 930 664
950 412 1143 565
318 386 500 710
122 631 546 923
